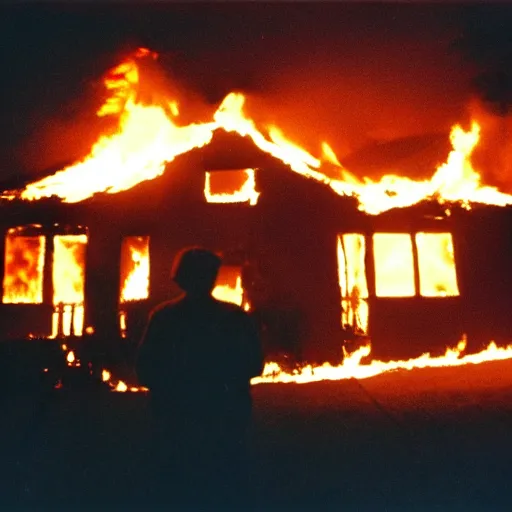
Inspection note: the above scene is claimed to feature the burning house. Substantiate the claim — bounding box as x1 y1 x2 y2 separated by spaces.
2 49 512 377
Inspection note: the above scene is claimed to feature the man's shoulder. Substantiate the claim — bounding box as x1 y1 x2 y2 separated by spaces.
214 299 248 316
213 300 256 329
150 297 184 319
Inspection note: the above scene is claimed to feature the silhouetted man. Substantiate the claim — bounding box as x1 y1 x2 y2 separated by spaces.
137 247 264 507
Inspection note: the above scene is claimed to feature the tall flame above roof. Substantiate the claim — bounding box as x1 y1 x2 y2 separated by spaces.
3 47 512 215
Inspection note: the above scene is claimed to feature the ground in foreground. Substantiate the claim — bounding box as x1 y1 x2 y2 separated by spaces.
2 358 512 510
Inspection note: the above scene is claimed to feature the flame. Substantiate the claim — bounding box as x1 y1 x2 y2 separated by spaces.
251 337 512 384
169 101 179 117
211 267 249 309
119 310 127 338
92 336 512 391
120 236 150 302
416 232 459 297
101 366 149 392
115 380 128 392
66 350 75 365
329 121 512 214
373 234 416 297
204 169 259 205
337 234 369 334
321 142 342 167
5 49 512 215
2 234 45 304
51 235 87 337
212 276 246 307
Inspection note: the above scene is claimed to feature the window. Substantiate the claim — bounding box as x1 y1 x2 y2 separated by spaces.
2 232 45 304
51 234 87 336
212 265 250 310
118 236 150 339
373 233 415 297
204 169 259 205
337 234 369 334
119 236 150 303
416 232 459 297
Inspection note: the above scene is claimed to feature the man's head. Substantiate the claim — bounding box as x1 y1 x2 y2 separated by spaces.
171 247 222 298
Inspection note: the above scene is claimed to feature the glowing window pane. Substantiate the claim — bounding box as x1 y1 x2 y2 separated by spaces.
416 232 459 297
120 236 150 303
341 298 369 334
212 266 250 310
2 235 45 304
119 310 128 338
337 234 368 299
373 233 415 297
337 234 369 334
52 235 87 336
205 169 259 205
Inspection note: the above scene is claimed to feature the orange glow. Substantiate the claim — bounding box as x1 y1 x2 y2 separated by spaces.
120 236 150 302
321 142 342 167
212 266 249 310
4 50 512 215
337 234 368 334
51 235 87 337
251 337 512 384
65 349 80 367
204 169 259 205
373 233 415 297
97 336 512 390
2 234 45 304
329 121 512 213
416 232 459 297
119 310 127 338
115 381 128 392
99 366 149 392
96 57 139 118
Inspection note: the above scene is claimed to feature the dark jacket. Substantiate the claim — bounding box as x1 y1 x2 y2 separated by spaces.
137 295 264 423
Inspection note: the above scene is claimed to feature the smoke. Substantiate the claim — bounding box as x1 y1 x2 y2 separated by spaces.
454 5 512 116
467 98 512 191
1 2 509 186
451 6 512 191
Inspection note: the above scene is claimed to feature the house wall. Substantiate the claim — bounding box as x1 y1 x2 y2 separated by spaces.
2 151 512 365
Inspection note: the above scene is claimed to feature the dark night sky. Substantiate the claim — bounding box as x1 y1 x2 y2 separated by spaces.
1 1 512 186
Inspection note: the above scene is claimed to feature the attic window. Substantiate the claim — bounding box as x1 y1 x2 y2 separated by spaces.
204 169 259 205
212 265 250 310
2 231 45 304
373 233 415 297
337 234 369 334
416 232 459 297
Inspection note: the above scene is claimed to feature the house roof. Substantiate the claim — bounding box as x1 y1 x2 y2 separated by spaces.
340 132 451 182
